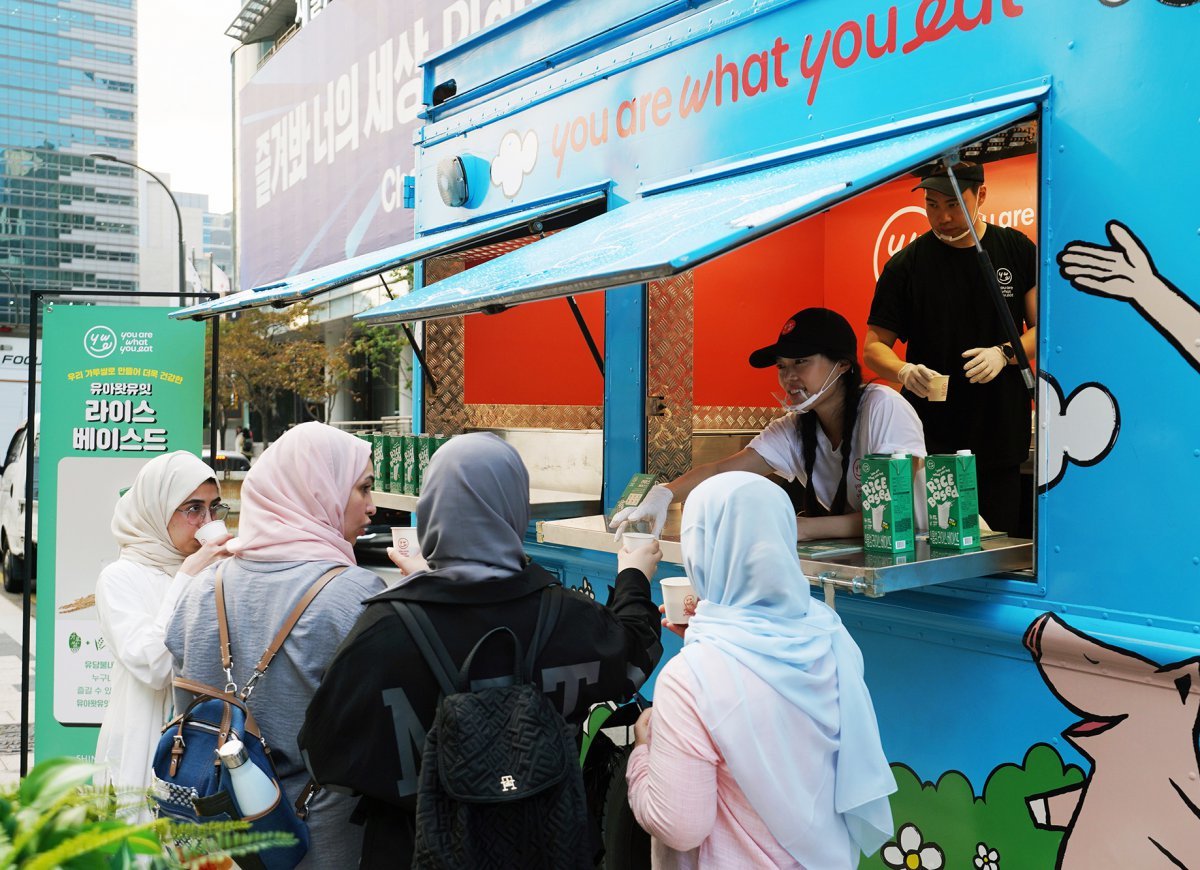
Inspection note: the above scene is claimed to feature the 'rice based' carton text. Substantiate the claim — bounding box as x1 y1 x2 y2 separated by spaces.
860 453 914 554
925 451 980 549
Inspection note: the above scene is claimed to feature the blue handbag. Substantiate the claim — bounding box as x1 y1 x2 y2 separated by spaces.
151 564 345 870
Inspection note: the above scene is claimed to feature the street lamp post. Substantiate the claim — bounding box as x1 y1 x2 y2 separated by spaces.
89 153 187 307
0 267 17 329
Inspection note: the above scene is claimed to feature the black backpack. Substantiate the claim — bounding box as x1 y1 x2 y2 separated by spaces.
391 591 591 870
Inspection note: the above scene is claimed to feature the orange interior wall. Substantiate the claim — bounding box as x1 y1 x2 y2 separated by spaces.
463 291 605 405
462 152 1036 410
693 218 828 407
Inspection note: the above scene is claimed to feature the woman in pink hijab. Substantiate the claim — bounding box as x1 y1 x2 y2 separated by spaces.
167 422 387 868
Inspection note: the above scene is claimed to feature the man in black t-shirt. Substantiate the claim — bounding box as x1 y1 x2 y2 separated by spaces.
865 161 1037 534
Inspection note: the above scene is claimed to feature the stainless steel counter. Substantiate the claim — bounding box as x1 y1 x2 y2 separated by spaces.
537 514 1033 597
374 488 602 520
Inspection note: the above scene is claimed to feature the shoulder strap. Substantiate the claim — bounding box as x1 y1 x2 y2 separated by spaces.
215 562 233 686
391 601 458 698
524 585 562 680
217 562 348 699
392 584 563 696
248 565 348 687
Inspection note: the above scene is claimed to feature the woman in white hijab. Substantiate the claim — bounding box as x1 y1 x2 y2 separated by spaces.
94 450 231 795
626 471 896 868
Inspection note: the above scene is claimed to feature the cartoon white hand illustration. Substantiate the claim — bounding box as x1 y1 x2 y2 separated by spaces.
1058 221 1200 373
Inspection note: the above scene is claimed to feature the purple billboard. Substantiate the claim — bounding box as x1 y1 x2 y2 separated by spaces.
237 0 539 290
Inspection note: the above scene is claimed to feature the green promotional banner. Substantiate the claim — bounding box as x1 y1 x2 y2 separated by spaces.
35 305 204 763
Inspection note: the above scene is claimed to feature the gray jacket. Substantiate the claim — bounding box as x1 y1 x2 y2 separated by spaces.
167 557 386 869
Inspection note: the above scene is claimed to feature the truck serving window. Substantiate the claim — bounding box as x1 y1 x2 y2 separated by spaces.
680 119 1040 586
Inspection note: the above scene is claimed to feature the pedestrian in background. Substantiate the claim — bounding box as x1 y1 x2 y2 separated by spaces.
167 422 386 868
95 451 231 804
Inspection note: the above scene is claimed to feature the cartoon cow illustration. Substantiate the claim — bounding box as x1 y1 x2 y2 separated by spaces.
1024 613 1200 868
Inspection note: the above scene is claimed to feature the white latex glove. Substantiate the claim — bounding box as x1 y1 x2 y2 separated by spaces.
618 539 662 582
897 362 942 398
962 346 1007 384
609 484 674 539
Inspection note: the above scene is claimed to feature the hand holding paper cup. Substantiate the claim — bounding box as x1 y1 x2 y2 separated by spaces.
619 536 662 582
620 532 655 551
661 577 698 625
194 520 230 545
390 526 421 558
927 374 950 402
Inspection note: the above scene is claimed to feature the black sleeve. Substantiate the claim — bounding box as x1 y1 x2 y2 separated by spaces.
299 607 419 809
604 567 664 690
868 255 913 340
549 569 662 722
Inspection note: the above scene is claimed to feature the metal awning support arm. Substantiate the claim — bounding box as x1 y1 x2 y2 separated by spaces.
379 274 437 395
564 295 604 377
944 154 1037 397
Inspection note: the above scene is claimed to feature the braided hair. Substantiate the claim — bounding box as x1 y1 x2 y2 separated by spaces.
796 358 866 517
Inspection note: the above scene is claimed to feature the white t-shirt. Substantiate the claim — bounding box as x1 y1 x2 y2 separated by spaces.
749 384 926 513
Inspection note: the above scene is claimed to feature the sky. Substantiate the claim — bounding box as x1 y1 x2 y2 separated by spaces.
137 2 243 214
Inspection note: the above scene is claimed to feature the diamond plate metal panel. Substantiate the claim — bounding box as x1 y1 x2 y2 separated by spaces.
466 405 603 430
693 406 786 432
647 273 694 482
424 258 468 435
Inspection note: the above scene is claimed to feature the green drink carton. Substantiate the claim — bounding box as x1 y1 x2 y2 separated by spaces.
402 434 419 496
925 450 980 549
415 434 435 495
860 452 914 554
386 434 405 495
371 434 389 493
608 473 659 533
430 433 451 464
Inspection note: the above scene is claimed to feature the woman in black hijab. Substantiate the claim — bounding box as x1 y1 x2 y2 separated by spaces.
300 433 664 868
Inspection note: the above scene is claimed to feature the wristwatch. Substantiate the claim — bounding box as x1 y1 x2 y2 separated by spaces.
999 343 1018 361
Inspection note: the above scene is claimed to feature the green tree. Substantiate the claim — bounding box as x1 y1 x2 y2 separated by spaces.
214 302 355 446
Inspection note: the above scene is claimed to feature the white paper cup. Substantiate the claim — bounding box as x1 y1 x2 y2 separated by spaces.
661 577 698 625
194 520 229 545
928 375 949 402
621 532 655 551
391 527 421 558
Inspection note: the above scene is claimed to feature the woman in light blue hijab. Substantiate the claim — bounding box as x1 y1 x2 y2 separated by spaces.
626 471 895 867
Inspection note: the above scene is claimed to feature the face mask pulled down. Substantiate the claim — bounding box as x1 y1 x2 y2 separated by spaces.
773 366 844 414
933 198 981 243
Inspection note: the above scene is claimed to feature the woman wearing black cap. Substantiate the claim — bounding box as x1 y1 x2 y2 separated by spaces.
611 307 927 542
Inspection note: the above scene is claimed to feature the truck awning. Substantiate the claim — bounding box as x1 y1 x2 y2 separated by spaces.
169 188 607 320
355 101 1037 326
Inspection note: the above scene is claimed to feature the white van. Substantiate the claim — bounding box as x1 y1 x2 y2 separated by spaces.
0 417 37 593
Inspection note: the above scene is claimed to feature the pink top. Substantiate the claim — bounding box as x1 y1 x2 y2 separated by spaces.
627 658 815 869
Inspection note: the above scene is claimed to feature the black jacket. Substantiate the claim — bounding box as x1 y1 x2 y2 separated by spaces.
298 562 662 868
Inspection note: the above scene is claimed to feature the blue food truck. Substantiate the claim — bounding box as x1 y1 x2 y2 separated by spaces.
179 0 1200 866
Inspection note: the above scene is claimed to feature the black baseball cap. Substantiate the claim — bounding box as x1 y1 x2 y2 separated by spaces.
912 161 985 196
748 308 858 368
